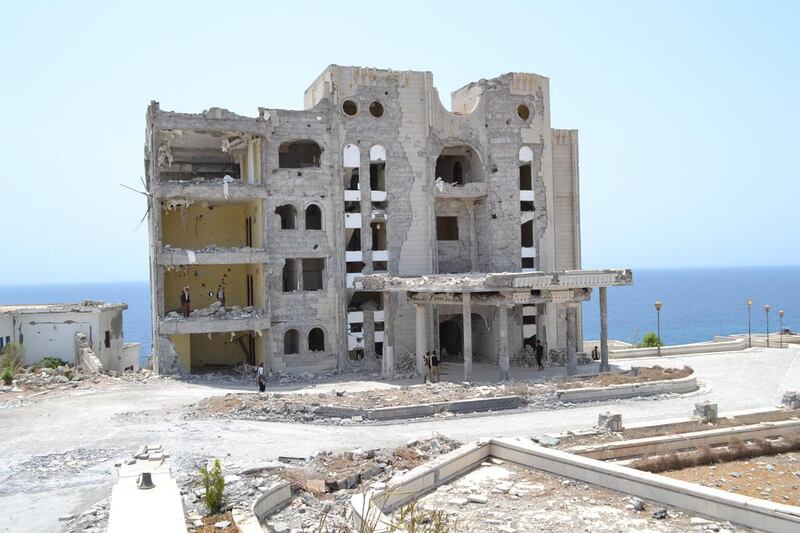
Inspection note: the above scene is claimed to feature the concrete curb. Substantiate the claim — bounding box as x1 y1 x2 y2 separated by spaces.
350 437 800 533
233 480 292 533
556 373 697 403
569 418 800 461
315 395 526 421
609 338 747 359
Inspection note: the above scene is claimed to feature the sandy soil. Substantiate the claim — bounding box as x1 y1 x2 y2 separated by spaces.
664 453 800 506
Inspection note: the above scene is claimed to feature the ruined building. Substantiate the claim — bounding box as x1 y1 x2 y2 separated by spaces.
145 65 632 379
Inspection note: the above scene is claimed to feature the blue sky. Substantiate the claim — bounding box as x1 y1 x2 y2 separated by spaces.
0 1 797 284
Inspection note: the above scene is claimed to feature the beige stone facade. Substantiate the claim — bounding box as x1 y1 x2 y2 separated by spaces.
145 65 631 376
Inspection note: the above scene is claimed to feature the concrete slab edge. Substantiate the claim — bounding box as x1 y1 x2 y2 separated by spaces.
233 480 292 533
316 395 526 421
556 373 697 403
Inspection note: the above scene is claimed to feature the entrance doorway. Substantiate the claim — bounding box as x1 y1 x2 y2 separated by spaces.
439 319 463 362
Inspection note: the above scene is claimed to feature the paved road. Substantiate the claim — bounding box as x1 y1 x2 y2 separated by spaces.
2 346 799 532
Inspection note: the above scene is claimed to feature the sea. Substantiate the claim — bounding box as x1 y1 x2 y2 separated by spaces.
0 266 797 355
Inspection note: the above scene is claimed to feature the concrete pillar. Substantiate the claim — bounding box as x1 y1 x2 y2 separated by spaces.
566 304 578 376
468 202 478 272
599 286 609 373
363 308 375 361
498 305 510 381
463 293 473 382
246 142 255 184
382 291 394 379
415 303 427 376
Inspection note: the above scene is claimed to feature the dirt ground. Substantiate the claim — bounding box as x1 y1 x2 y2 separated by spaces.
556 366 693 390
404 460 748 533
663 452 800 506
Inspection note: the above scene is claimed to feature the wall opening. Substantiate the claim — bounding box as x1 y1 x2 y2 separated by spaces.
284 329 299 354
370 163 386 191
342 100 358 116
305 205 322 230
104 330 111 349
308 328 325 352
369 101 384 118
370 222 386 251
439 319 462 361
157 130 243 181
302 258 325 291
436 216 459 241
346 229 362 251
520 164 532 190
282 259 300 292
517 104 530 121
435 144 484 185
276 204 297 229
521 220 534 248
279 140 321 168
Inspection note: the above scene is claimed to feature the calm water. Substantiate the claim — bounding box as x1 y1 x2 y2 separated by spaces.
0 266 797 354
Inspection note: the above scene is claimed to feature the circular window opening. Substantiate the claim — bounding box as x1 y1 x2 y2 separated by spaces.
369 101 384 118
517 104 530 121
342 99 358 116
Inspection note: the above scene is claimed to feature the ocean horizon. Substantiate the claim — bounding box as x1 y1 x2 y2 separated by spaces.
1 265 797 355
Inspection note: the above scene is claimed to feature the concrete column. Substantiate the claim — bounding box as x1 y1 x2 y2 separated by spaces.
599 286 610 373
382 291 394 379
415 303 427 376
566 304 578 376
363 309 375 361
498 305 510 381
462 293 473 382
246 142 255 184
468 202 478 272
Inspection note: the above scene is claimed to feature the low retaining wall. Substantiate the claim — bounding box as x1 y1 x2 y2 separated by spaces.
556 373 697 403
569 418 800 461
609 338 747 359
316 396 525 421
491 438 800 533
234 480 292 533
350 437 800 533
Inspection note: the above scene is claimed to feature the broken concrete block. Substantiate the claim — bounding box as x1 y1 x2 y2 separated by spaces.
467 494 488 504
213 520 230 529
306 479 326 493
597 412 623 432
694 401 718 423
448 497 468 506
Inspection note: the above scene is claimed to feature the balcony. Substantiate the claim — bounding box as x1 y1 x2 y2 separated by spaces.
155 178 267 201
158 246 268 266
158 305 269 335
434 181 488 199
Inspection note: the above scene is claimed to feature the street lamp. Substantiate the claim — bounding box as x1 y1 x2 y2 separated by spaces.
779 310 784 348
764 304 771 347
746 299 753 348
654 301 663 357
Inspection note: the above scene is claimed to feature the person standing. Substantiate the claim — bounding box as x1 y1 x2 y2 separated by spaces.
180 286 191 317
535 340 544 371
256 363 266 392
423 351 432 383
430 350 440 383
592 345 600 361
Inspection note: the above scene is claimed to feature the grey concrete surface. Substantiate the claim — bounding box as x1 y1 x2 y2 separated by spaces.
2 346 799 532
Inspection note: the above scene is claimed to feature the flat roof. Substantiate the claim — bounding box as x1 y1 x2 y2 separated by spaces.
354 269 633 293
0 301 127 315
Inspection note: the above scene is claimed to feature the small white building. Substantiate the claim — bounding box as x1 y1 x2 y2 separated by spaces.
0 301 139 371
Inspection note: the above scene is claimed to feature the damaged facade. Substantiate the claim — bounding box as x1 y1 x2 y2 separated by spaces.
145 65 632 377
0 301 139 371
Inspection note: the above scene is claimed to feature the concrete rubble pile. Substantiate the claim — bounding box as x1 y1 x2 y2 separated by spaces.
3 366 158 394
164 301 263 321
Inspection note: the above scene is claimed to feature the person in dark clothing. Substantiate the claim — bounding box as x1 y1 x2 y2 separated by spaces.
423 351 432 383
430 350 440 383
535 340 544 370
592 345 600 361
180 286 191 317
256 363 266 392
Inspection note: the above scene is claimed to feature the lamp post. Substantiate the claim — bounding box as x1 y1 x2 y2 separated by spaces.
746 299 753 348
764 304 771 347
779 310 784 348
655 301 663 357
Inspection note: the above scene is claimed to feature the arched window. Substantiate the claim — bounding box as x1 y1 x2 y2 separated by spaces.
305 205 322 230
279 140 321 168
519 146 534 163
435 144 483 185
308 328 325 352
343 144 360 169
283 329 299 354
275 205 297 229
369 145 386 162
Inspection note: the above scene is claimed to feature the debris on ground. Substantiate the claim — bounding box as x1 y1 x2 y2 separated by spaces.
184 382 558 424
556 366 693 390
164 301 263 321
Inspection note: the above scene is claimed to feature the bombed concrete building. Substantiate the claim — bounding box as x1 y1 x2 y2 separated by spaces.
145 65 632 378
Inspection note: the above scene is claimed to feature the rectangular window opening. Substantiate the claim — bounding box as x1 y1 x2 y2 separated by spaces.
302 258 325 291
436 216 459 241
